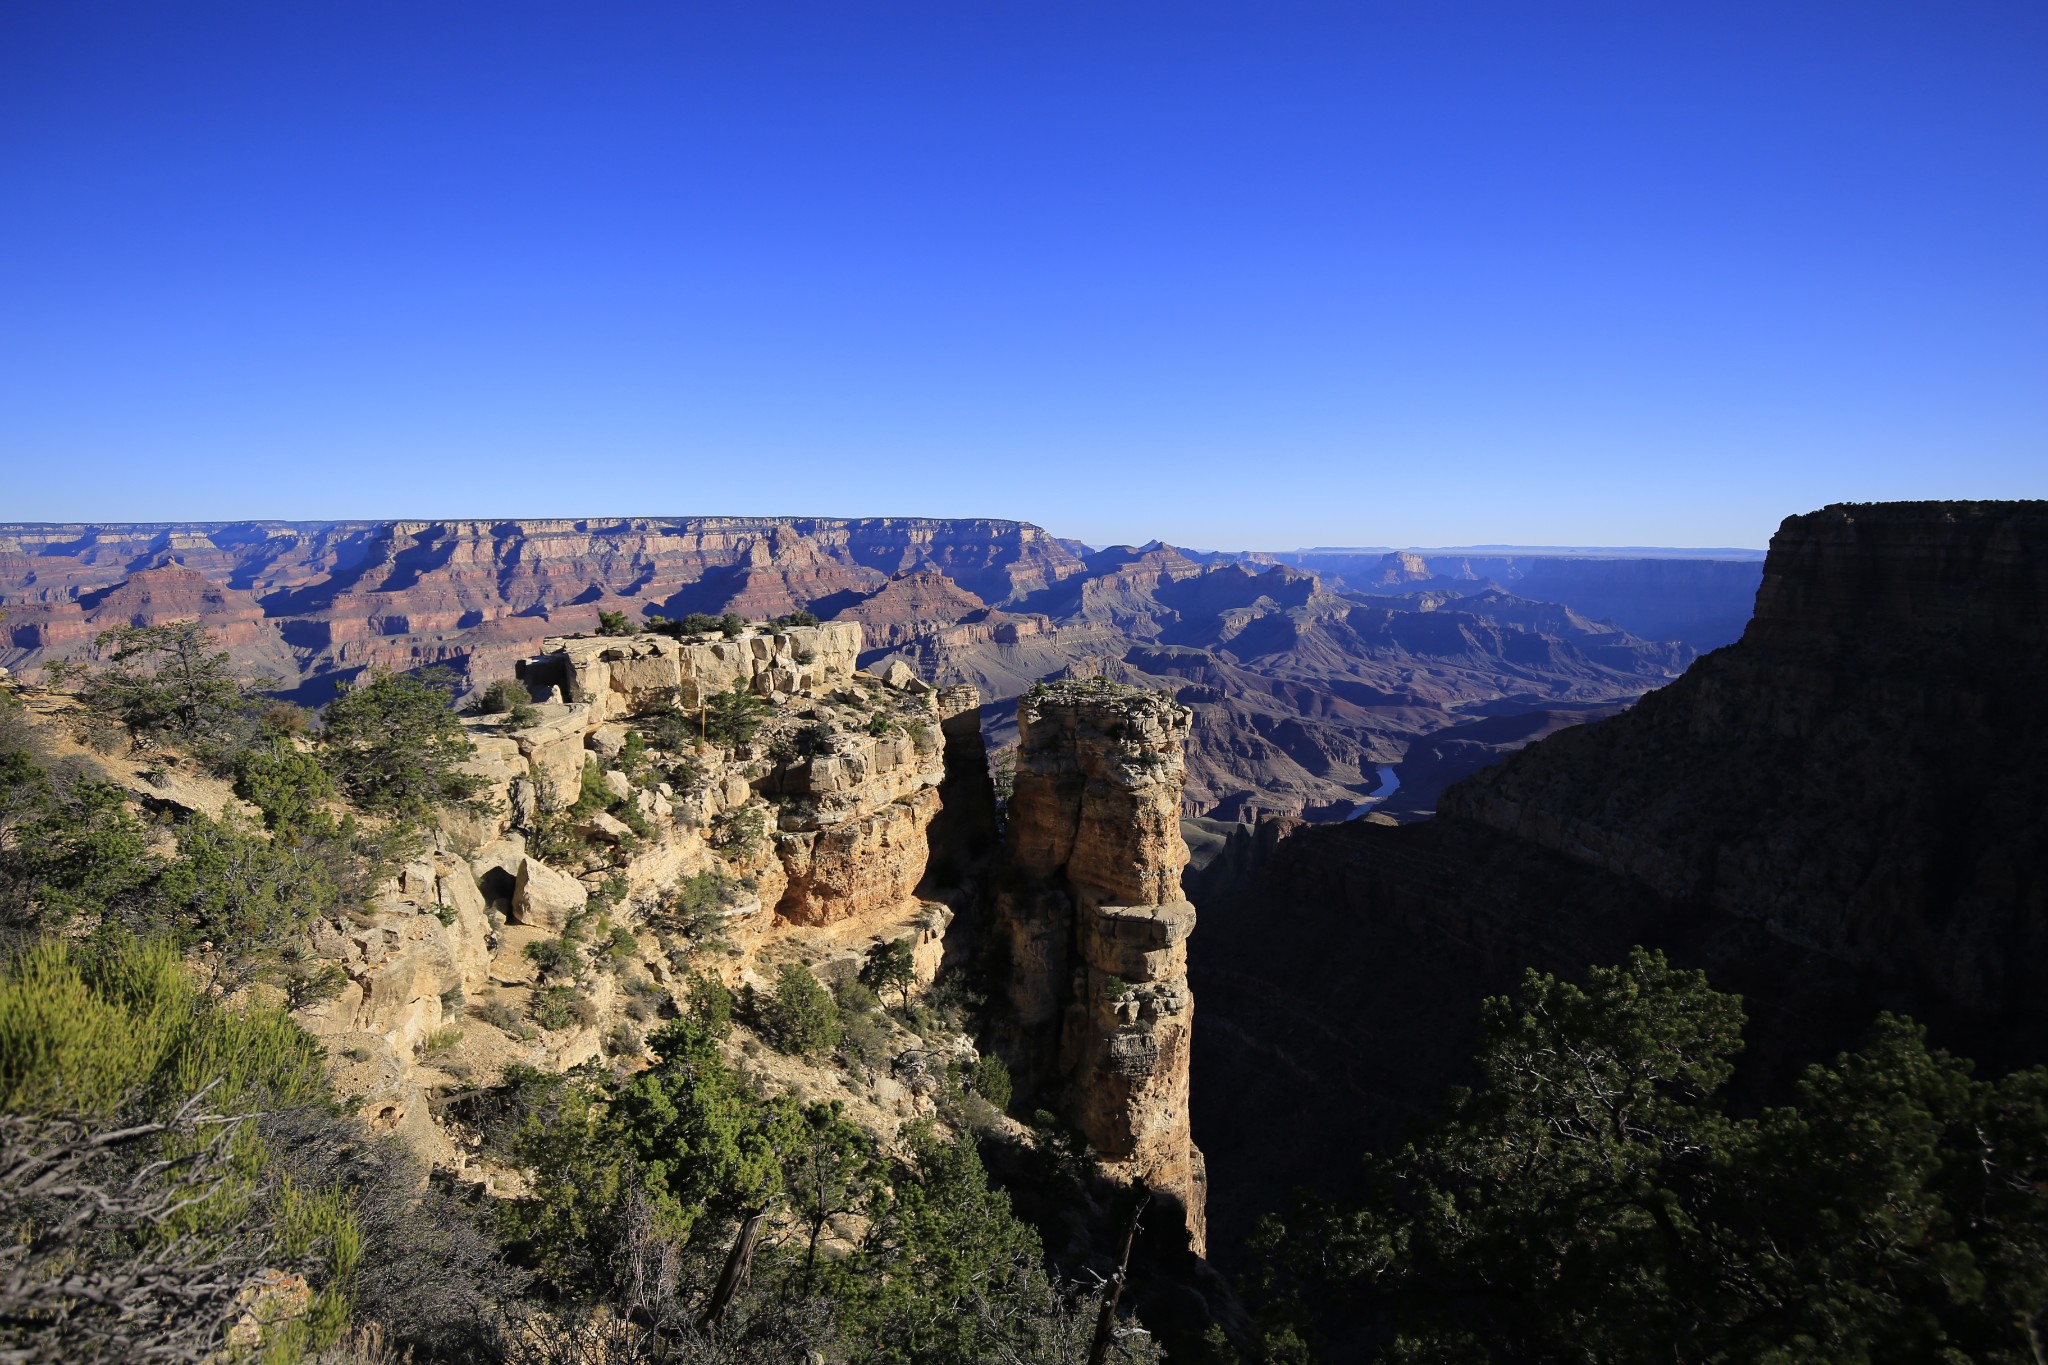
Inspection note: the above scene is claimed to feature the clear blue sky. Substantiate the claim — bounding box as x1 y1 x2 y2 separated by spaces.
3 2 2043 550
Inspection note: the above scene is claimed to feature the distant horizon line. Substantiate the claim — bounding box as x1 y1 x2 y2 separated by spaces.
0 516 1772 560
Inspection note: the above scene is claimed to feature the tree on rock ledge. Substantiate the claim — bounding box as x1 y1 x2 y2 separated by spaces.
319 667 482 817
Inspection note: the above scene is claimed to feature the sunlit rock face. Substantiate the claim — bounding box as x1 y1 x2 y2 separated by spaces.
994 678 1207 1255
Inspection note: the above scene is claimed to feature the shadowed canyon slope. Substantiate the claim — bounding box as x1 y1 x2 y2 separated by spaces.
0 517 1733 821
1189 500 2048 1263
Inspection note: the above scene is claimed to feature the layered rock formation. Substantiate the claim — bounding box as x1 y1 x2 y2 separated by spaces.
0 518 1085 700
1263 549 1767 653
993 679 1206 1253
285 620 997 1181
1189 500 2048 1265
0 517 1720 820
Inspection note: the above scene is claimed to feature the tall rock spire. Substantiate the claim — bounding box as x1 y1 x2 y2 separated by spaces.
994 677 1207 1254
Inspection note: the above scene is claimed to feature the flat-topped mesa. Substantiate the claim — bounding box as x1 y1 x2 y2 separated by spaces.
541 621 864 723
995 677 1207 1255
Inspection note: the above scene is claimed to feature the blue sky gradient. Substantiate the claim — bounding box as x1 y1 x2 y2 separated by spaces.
3 2 2043 549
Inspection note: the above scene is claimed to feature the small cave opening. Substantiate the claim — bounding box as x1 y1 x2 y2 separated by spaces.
478 866 517 909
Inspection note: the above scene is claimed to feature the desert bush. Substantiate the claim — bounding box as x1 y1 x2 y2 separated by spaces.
703 680 771 750
524 934 584 983
685 968 734 1037
718 612 747 639
970 1053 1013 1111
596 610 634 637
529 985 583 1032
760 963 841 1057
233 736 336 831
0 936 359 1361
474 677 540 727
476 995 528 1035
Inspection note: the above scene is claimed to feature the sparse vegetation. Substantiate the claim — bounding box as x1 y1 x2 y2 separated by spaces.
685 967 734 1036
703 678 771 750
970 1052 1013 1111
595 609 634 636
528 984 585 1031
712 803 767 859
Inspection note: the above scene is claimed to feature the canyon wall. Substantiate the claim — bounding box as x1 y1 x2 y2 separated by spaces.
1274 549 1765 653
1190 501 2048 1266
993 679 1206 1254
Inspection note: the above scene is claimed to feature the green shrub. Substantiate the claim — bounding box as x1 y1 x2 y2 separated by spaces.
711 804 767 859
231 737 335 831
970 1053 1013 1111
595 610 634 637
666 868 751 930
472 678 539 727
529 985 582 1031
834 977 881 1015
702 680 771 750
773 611 819 628
866 711 896 738
642 698 699 751
419 1026 463 1054
685 968 734 1037
319 668 482 817
718 612 747 639
0 936 360 1359
761 962 841 1057
524 935 583 983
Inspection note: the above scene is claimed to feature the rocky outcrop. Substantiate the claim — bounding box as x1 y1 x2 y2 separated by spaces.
544 622 862 722
994 679 1206 1254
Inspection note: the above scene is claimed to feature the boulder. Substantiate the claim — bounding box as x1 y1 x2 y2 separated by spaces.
580 811 633 844
586 723 630 761
511 857 587 932
871 659 919 690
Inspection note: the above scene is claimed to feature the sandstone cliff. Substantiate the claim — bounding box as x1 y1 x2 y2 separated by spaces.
277 620 999 1189
993 679 1206 1254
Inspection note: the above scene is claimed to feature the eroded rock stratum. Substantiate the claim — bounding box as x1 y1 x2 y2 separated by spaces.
994 677 1207 1254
